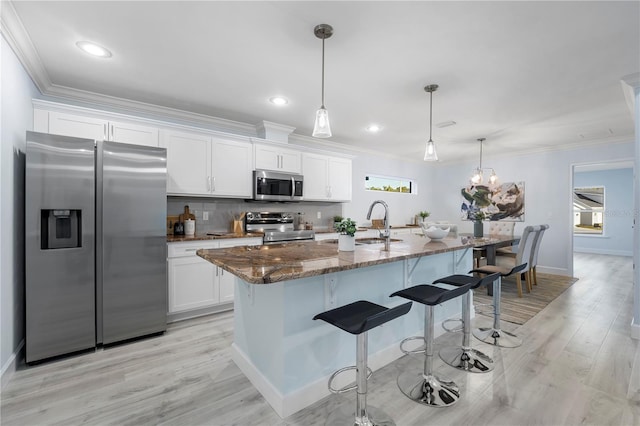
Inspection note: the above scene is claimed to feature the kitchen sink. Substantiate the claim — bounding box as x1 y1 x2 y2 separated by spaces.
319 237 402 246
355 237 403 245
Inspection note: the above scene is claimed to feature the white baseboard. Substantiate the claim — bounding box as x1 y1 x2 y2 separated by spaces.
537 266 570 276
632 319 640 340
230 323 451 419
1 340 24 390
573 248 633 257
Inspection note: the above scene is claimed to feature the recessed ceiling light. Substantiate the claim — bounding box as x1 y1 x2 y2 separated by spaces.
435 121 456 128
76 41 112 58
366 124 382 133
269 96 289 106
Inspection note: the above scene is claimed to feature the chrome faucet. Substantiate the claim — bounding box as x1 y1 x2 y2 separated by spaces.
367 200 390 251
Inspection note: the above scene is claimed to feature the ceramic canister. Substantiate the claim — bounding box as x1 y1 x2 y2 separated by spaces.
184 219 195 236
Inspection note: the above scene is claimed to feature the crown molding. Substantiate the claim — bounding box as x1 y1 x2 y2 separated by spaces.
42 83 258 137
0 0 51 93
621 72 640 118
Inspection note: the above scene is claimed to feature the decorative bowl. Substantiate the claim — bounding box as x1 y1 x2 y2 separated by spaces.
420 223 450 240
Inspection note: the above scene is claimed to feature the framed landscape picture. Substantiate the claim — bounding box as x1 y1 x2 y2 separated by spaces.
461 182 525 222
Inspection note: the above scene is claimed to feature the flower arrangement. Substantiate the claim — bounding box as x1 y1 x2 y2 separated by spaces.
334 218 357 237
471 210 486 222
419 211 430 219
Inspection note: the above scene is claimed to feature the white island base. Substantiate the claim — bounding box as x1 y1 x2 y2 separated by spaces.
229 248 473 418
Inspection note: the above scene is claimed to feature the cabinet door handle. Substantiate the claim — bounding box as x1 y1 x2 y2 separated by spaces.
103 124 107 141
216 266 219 276
185 248 197 252
212 177 216 192
207 176 211 191
110 124 114 140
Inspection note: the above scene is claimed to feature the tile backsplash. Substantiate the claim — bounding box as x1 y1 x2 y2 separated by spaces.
167 197 343 234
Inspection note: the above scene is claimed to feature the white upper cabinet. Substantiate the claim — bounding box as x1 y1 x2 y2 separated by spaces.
211 137 253 197
327 157 352 201
35 109 159 146
109 121 159 147
254 143 302 174
302 153 352 202
160 129 252 198
45 111 107 141
161 130 212 195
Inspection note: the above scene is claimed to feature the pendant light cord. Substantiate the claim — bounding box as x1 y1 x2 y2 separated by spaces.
321 38 325 108
429 90 433 141
479 139 483 169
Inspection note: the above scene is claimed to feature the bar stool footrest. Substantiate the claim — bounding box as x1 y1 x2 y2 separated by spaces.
328 365 373 394
399 336 426 355
442 317 464 333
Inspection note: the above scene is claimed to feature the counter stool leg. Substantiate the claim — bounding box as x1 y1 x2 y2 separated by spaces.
326 331 395 426
439 291 494 372
472 276 522 348
397 305 460 407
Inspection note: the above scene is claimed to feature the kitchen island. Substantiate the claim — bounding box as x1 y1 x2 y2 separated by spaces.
197 234 480 418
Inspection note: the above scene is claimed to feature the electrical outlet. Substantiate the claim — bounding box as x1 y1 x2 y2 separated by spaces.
317 211 322 219
203 211 209 221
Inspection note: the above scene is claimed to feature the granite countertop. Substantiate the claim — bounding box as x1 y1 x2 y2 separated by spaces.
167 232 263 243
197 233 485 284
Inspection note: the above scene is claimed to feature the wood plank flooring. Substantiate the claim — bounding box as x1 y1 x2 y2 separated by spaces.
473 272 579 325
1 253 638 425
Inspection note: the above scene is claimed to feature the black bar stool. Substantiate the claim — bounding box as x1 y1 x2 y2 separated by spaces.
436 273 500 373
470 266 525 348
390 282 472 407
313 300 412 426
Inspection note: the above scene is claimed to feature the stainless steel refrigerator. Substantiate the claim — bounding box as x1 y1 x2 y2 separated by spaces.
25 131 167 363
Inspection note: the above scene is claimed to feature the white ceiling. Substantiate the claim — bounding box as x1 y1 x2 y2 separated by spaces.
5 1 639 163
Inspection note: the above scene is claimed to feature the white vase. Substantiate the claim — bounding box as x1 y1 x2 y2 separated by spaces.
338 234 355 251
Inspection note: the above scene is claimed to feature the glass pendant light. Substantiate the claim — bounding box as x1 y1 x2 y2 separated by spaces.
312 24 333 138
423 84 439 161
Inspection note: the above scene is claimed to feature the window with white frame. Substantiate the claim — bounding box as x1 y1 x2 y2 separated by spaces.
365 174 415 194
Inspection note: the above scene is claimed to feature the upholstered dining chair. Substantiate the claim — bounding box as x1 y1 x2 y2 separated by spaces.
472 225 540 297
529 224 549 286
473 221 516 267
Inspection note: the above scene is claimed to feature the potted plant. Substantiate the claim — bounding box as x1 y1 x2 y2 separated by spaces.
334 218 357 251
471 210 486 238
416 210 430 224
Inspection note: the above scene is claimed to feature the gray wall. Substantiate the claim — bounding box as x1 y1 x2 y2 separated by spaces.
574 168 634 256
167 197 343 233
1 35 39 383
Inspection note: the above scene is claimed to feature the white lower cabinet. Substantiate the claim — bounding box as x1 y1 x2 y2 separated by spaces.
167 238 262 319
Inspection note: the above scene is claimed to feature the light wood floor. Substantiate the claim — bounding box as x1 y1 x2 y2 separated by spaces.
2 253 638 425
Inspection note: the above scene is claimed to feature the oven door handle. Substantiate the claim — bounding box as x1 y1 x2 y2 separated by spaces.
291 176 295 198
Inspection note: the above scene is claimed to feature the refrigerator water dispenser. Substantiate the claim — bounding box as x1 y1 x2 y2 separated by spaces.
41 209 81 249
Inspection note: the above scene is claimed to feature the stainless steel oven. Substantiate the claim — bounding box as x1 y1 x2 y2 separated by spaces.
245 211 314 244
253 170 303 202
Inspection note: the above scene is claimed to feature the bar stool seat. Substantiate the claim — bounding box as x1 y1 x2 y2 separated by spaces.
390 282 472 407
314 300 412 426
435 273 500 373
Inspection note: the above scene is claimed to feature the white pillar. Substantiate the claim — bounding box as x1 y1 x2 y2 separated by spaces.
622 73 640 340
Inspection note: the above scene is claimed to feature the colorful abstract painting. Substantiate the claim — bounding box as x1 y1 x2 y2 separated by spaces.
461 182 525 221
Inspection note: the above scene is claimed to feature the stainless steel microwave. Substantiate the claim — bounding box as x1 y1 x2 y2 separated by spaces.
253 170 303 202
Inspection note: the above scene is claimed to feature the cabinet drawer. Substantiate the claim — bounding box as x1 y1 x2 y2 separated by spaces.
168 241 219 258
